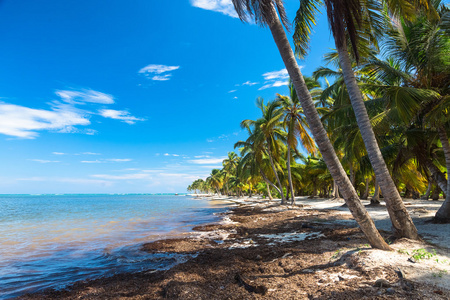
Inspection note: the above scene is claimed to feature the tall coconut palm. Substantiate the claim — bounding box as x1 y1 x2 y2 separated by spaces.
367 1 450 220
241 98 288 203
223 152 240 195
235 130 282 199
294 0 419 239
278 81 317 204
232 0 390 249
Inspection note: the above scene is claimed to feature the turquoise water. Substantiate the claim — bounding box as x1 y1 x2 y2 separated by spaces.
0 194 229 299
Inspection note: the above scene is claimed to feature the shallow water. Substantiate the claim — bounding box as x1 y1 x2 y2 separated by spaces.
0 194 229 299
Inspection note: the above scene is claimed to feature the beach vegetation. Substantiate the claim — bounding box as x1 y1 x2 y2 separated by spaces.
189 0 449 248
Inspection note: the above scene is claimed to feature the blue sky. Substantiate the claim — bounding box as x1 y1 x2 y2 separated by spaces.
0 0 334 194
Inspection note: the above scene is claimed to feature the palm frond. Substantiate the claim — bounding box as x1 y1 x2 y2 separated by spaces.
293 0 323 58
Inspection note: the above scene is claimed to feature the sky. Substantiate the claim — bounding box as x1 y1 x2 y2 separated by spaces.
0 0 335 194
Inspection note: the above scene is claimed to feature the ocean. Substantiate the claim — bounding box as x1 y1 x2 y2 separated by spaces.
0 194 230 299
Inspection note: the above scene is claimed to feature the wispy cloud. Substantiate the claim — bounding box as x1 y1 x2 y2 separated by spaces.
106 158 132 162
187 157 226 164
236 81 259 86
81 158 132 163
258 68 290 90
91 173 150 180
138 64 180 81
55 89 114 104
81 152 101 155
164 153 180 157
52 152 66 155
0 102 90 138
81 160 102 164
99 109 145 124
242 81 259 86
28 159 60 163
206 132 239 143
0 88 143 139
17 176 112 186
190 0 238 18
228 89 237 93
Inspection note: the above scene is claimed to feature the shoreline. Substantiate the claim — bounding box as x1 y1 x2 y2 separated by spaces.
19 196 450 299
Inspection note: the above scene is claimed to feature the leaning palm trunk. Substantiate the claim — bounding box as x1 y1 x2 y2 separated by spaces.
286 146 296 204
332 179 340 199
371 180 381 205
435 127 450 221
336 41 419 240
362 177 370 200
267 184 274 201
426 159 448 194
259 4 390 250
421 180 432 200
266 145 286 203
260 169 283 199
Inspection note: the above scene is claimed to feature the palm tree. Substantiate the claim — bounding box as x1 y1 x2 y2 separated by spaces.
222 152 240 195
207 169 224 195
364 1 450 220
278 81 317 204
231 0 390 249
294 0 419 239
241 98 288 203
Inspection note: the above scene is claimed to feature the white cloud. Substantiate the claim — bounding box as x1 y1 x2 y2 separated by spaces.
188 157 226 164
81 158 132 163
163 153 180 157
190 0 238 18
258 69 291 90
0 88 143 139
262 69 289 81
194 155 210 158
81 152 101 155
106 158 132 162
139 64 180 81
17 176 112 186
98 109 145 124
28 159 60 163
91 173 150 180
241 81 259 86
52 152 65 155
0 103 90 138
259 80 289 90
228 90 237 93
55 89 114 105
57 178 112 186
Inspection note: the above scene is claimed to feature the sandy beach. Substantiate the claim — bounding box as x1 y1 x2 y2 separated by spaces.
17 196 450 299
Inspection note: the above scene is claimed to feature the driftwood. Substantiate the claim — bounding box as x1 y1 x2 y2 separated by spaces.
234 273 268 295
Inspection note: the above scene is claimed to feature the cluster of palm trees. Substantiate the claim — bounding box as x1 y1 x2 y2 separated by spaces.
188 0 449 250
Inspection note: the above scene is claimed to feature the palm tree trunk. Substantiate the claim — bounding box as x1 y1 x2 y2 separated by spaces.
435 127 450 221
336 40 419 240
332 179 340 199
266 145 286 203
421 179 432 200
267 184 273 201
265 4 391 250
286 146 296 204
426 159 448 195
349 163 356 188
362 177 370 200
260 169 282 199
